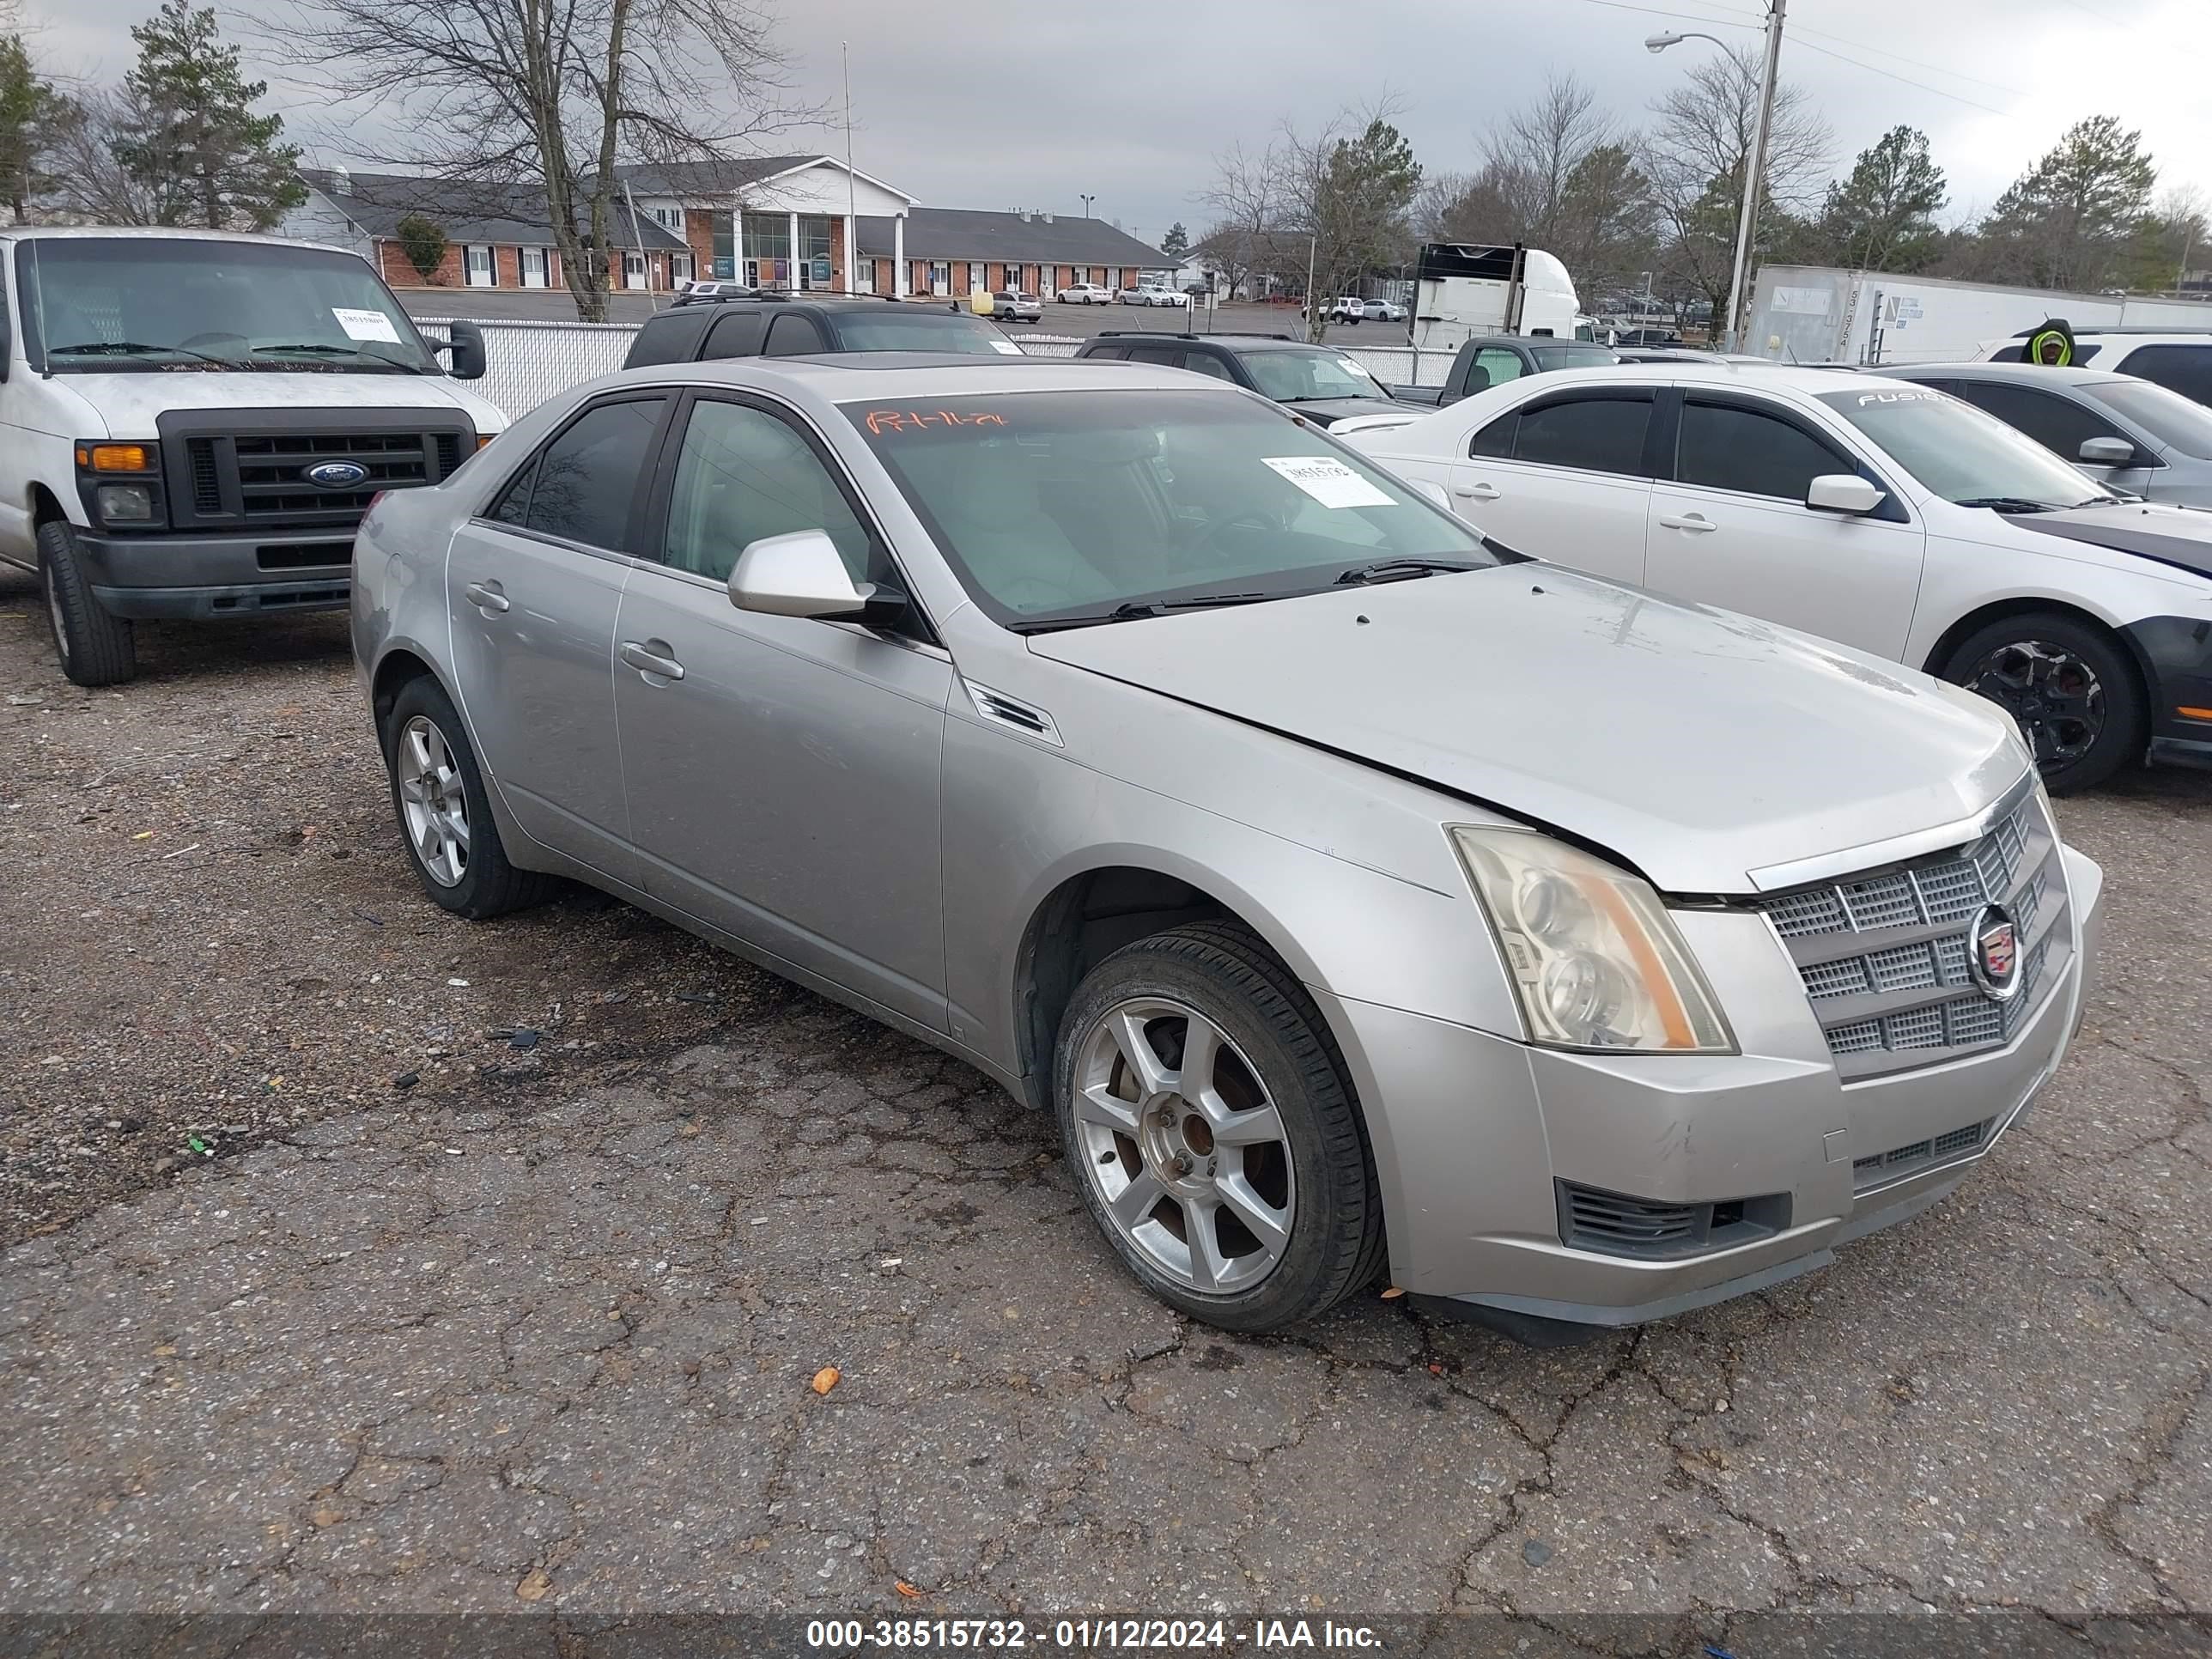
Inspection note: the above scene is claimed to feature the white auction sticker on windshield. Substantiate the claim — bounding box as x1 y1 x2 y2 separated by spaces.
1261 454 1395 509
331 307 402 344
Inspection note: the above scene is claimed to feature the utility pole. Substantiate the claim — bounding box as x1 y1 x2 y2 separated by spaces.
1725 0 1786 352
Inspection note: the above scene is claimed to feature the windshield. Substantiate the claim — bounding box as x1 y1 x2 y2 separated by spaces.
1532 343 1619 371
845 388 1498 625
15 237 439 374
1816 386 2117 508
2093 380 2212 461
1241 349 1391 404
830 309 1016 355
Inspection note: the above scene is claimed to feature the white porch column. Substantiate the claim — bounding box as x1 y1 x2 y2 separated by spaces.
844 212 858 293
731 204 743 282
788 210 801 289
893 213 907 295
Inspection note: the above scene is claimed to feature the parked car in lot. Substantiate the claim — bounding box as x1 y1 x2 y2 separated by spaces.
1363 297 1407 324
1118 283 1188 307
356 355 2102 1339
1388 333 1622 410
1073 331 1416 427
990 291 1043 324
1342 364 2212 791
1058 283 1115 305
0 226 502 687
674 280 757 306
1881 363 2212 507
1978 328 2212 410
623 293 1022 368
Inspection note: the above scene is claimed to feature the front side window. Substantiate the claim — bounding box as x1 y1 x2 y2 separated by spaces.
2094 379 2212 461
1472 347 1524 388
1817 386 2116 508
659 399 873 584
845 389 1499 625
1510 395 1651 476
763 313 829 356
1675 398 1850 500
507 397 668 550
1947 381 2126 463
1238 348 1391 404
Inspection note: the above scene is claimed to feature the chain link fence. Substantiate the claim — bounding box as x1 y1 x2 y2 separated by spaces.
420 317 1451 420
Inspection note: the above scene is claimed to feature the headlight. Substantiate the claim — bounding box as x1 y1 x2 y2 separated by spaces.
1449 825 1734 1053
96 483 155 521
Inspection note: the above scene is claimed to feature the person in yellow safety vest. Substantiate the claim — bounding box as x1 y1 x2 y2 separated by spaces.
2024 318 2075 367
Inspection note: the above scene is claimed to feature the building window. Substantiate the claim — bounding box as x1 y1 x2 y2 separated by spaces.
796 216 832 289
711 211 736 280
652 204 682 231
464 245 494 287
520 246 548 289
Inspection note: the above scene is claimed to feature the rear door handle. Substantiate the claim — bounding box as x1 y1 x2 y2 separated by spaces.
619 639 685 682
1453 483 1500 501
1657 512 1717 532
464 580 510 614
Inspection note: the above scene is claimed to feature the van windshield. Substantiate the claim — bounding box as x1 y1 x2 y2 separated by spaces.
15 237 440 374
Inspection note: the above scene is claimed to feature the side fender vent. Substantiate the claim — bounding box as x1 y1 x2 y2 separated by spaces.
962 679 1062 747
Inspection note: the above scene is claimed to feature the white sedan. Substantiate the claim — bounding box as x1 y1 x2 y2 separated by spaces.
1340 362 2212 792
1118 284 1188 307
1057 283 1115 305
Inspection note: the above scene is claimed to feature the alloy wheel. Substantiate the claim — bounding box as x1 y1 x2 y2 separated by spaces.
1961 640 2105 766
396 714 471 887
1071 997 1296 1296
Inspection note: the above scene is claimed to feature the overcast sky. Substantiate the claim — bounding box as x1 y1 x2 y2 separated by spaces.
25 0 2212 248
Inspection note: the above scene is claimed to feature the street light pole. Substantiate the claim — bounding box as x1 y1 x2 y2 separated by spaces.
1080 193 1096 218
1647 0 1786 353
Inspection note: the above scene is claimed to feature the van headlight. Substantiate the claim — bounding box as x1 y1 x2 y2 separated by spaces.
1449 825 1735 1054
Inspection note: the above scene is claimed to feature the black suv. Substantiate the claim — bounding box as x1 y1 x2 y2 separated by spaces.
1071 331 1413 427
623 294 1018 368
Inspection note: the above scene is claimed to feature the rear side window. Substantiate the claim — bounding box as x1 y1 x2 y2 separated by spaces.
763 314 829 357
1472 347 1523 389
510 397 667 550
1506 396 1651 476
1126 346 1182 367
1084 343 1130 361
2118 344 2212 409
1180 353 1233 381
1946 381 2127 462
700 311 767 361
1675 398 1851 499
624 310 709 368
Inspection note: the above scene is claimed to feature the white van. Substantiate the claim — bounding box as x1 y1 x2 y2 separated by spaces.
0 228 508 685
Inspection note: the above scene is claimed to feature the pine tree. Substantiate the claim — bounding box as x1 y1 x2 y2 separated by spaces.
0 34 64 222
1159 221 1189 259
1814 126 1947 273
112 0 304 230
1980 115 2155 292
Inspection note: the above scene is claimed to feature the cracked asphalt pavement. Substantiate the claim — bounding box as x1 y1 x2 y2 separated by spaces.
3 580 2212 1650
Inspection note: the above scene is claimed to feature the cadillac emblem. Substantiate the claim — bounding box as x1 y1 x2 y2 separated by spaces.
1968 904 2022 1001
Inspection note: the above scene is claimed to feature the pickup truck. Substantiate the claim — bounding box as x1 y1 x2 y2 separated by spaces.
1390 333 1620 410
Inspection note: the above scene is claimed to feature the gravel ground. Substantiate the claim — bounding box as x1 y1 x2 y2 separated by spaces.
4 567 2211 1644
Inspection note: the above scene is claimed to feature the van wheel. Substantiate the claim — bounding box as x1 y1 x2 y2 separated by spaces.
39 520 137 687
1053 922 1386 1332
380 676 555 919
1940 611 2143 794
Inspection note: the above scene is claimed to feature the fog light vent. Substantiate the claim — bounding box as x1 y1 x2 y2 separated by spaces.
1557 1182 1790 1261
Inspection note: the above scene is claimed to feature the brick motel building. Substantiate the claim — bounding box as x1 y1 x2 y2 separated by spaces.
285 157 1168 300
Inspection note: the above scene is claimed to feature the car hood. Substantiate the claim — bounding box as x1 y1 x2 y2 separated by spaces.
1027 566 2027 895
1285 397 1425 427
2002 499 2212 580
58 370 503 436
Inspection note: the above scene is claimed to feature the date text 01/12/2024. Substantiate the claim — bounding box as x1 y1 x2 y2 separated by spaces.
804 1619 1383 1650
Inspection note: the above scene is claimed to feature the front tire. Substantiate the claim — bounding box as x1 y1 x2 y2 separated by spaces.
1052 922 1386 1332
1940 611 2144 794
39 520 137 687
380 675 555 918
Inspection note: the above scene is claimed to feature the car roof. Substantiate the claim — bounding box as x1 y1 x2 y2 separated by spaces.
662 294 971 316
636 353 1235 400
1522 362 1905 396
1887 362 2130 387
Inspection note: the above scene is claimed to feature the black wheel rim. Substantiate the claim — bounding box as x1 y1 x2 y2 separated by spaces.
1962 639 2104 767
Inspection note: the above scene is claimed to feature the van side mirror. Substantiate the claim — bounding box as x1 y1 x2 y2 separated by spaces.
438 319 487 380
728 530 906 625
2077 435 2135 466
1807 473 1884 514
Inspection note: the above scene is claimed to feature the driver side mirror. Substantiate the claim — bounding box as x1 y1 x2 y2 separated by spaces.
436 319 487 380
729 530 905 624
2077 435 2136 467
1806 473 1885 515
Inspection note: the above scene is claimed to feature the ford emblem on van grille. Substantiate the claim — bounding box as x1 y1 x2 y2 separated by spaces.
304 460 371 489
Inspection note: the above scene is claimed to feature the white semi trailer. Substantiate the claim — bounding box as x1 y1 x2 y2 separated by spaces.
1408 243 1585 351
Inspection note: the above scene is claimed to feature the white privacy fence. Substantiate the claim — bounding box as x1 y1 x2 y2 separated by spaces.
422 317 1455 422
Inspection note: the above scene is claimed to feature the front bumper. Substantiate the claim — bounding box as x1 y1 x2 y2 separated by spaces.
2123 614 2212 771
1319 844 2104 1330
78 529 353 620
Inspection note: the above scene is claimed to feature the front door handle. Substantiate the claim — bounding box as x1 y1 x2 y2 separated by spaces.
464 580 510 614
619 639 685 682
1657 512 1717 532
1453 483 1500 501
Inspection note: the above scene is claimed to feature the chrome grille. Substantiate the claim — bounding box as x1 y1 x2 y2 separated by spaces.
1747 791 2069 1081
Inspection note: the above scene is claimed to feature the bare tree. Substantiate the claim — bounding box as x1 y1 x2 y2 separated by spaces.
1644 43 1829 326
1197 140 1283 301
45 88 170 223
1479 73 1612 245
251 0 818 319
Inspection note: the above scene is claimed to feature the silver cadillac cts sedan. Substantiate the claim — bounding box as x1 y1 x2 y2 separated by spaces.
352 356 2106 1340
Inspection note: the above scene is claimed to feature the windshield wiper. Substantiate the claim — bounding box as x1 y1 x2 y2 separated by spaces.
1006 592 1277 634
252 344 422 373
1333 557 1482 585
46 340 235 368
1953 496 2061 514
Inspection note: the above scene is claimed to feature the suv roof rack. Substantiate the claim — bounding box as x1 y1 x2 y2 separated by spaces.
1097 331 1294 341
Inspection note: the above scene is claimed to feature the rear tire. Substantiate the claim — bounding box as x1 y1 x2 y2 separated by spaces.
1053 921 1386 1332
1939 611 2143 794
39 520 137 687
380 675 556 919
